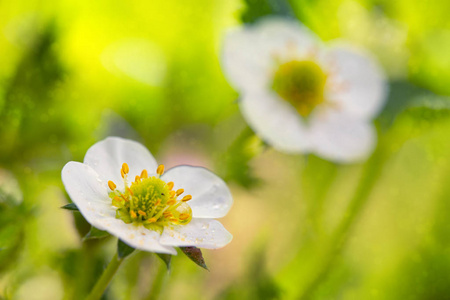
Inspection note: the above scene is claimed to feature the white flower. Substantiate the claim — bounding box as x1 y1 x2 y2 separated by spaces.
222 18 388 162
61 137 233 255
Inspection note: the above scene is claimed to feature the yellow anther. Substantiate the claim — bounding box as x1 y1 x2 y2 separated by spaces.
135 175 140 182
167 199 176 206
121 169 125 178
140 169 148 179
156 164 165 176
181 195 192 202
176 189 184 196
108 181 116 190
147 217 157 223
169 190 176 197
163 211 172 217
179 213 190 220
155 199 161 206
130 210 137 218
166 182 174 190
127 187 134 196
169 218 178 222
138 210 147 217
122 163 129 174
120 194 129 202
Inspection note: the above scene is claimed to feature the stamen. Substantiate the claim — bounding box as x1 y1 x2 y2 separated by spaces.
127 187 134 196
156 164 165 176
122 163 129 174
181 195 192 202
179 213 190 220
108 181 116 190
109 165 193 229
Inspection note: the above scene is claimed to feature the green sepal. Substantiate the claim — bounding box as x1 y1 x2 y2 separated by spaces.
83 226 110 241
116 208 132 224
143 223 163 234
180 246 208 270
156 253 172 270
61 203 79 211
117 239 136 259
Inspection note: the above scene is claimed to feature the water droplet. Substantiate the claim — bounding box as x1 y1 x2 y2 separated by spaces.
202 223 210 230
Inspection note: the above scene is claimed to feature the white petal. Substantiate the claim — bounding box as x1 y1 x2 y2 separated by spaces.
239 91 312 153
83 137 158 189
323 45 388 120
222 26 272 93
161 166 232 218
95 218 177 255
309 111 376 162
62 162 176 254
159 219 232 249
62 161 121 227
222 17 320 94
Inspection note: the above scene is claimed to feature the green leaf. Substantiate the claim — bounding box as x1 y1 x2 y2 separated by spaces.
378 81 450 129
217 125 264 188
180 247 208 270
155 253 172 270
61 203 79 211
83 226 110 241
117 239 135 259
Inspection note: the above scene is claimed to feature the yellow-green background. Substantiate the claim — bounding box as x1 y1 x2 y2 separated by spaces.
1 0 450 299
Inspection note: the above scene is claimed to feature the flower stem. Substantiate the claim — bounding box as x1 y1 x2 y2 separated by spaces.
145 259 168 300
86 252 124 300
298 144 388 299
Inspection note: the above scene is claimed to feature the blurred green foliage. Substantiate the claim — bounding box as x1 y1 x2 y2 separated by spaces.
1 0 450 299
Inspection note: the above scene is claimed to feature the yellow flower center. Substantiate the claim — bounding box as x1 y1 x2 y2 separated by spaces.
272 60 327 117
108 163 193 234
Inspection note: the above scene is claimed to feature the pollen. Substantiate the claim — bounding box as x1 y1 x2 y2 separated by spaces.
181 195 192 202
108 163 193 231
122 163 129 174
108 181 117 190
272 60 327 117
156 164 164 176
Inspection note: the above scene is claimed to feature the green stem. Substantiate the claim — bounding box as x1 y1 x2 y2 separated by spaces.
86 253 124 300
298 145 388 299
145 258 168 300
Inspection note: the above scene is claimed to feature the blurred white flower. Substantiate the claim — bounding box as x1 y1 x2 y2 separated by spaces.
222 18 388 162
62 137 232 255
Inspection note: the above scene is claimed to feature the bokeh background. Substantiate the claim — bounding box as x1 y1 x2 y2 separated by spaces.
1 0 450 299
